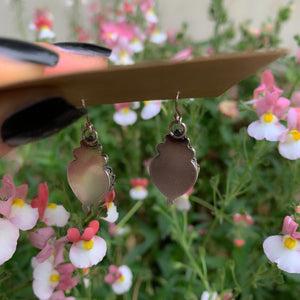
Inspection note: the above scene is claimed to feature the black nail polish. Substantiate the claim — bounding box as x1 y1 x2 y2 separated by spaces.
1 97 86 146
54 42 112 57
0 37 59 66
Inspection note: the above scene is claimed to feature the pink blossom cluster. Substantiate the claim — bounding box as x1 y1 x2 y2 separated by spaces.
0 174 132 298
87 0 170 65
247 69 300 160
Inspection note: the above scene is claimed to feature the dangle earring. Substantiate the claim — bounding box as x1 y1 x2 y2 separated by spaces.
149 92 200 204
67 100 116 212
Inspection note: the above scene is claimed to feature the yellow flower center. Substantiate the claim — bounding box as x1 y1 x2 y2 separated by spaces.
290 128 300 141
148 8 154 15
83 239 94 250
12 198 24 207
118 275 125 282
284 237 297 250
135 186 142 191
49 274 60 283
41 25 50 31
120 50 127 57
122 107 130 114
153 29 159 35
143 101 149 104
47 203 57 209
107 32 114 38
263 112 274 123
108 202 113 209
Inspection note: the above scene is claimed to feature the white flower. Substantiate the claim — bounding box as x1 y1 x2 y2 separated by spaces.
69 236 107 268
141 100 162 120
145 9 158 23
9 198 39 231
42 203 70 227
101 202 119 223
201 291 218 300
32 260 59 300
113 108 137 126
174 194 191 211
129 186 148 200
112 265 133 295
150 29 167 44
0 218 19 265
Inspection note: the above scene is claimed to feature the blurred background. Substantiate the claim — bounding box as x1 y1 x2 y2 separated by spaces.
0 0 298 53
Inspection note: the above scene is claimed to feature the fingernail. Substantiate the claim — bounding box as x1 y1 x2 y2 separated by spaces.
0 37 59 66
1 97 86 146
54 42 112 57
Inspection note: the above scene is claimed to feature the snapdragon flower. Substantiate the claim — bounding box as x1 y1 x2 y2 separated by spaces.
278 108 300 160
29 8 55 40
67 220 107 268
247 91 290 141
253 69 283 100
113 103 137 126
0 174 38 231
31 183 70 227
141 100 162 120
101 189 119 223
174 188 194 211
263 216 300 273
105 265 133 295
32 260 77 300
29 227 67 265
129 178 148 200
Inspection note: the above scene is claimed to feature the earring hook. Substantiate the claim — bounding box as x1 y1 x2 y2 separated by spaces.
174 91 182 123
81 99 98 145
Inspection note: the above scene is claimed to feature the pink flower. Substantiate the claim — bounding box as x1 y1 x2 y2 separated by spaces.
263 216 300 273
130 26 146 53
31 183 70 227
129 178 148 200
0 218 19 265
140 0 158 23
233 213 254 226
105 265 133 294
278 108 300 160
67 220 107 268
234 238 245 247
297 50 300 65
291 91 300 107
32 260 78 300
141 100 162 120
113 102 137 126
167 28 178 45
247 91 290 141
218 100 239 119
109 37 134 65
29 8 55 39
0 174 38 231
253 69 283 100
170 47 193 62
29 227 67 265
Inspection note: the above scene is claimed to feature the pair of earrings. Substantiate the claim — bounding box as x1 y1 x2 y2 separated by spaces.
67 95 199 210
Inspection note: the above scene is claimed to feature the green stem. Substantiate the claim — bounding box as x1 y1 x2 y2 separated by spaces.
171 208 210 292
190 196 215 211
117 200 143 229
203 140 265 248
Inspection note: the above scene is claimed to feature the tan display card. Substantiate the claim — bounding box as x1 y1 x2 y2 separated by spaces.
0 49 288 107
